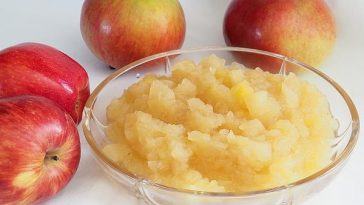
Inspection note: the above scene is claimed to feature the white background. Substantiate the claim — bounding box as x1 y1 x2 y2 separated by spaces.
0 0 363 204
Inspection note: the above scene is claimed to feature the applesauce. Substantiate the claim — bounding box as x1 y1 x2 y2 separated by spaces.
103 55 337 192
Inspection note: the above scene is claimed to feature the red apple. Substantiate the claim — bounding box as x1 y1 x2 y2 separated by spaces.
0 95 80 205
223 0 336 72
0 42 90 124
80 0 186 69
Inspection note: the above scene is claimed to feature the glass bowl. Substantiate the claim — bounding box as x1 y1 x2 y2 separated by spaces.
83 47 359 205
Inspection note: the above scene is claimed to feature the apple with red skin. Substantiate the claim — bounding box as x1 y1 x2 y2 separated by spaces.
223 0 336 72
0 95 80 205
0 43 90 124
80 0 186 69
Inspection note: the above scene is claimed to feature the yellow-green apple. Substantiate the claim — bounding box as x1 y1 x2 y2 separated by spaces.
0 43 90 124
0 95 80 205
80 0 186 69
223 0 336 72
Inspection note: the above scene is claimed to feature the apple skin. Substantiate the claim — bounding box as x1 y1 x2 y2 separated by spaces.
0 95 80 205
223 0 336 72
0 42 90 124
80 0 186 69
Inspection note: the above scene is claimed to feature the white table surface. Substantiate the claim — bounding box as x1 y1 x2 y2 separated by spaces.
1 0 363 204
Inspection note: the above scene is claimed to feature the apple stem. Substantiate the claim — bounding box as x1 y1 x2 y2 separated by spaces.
45 155 60 161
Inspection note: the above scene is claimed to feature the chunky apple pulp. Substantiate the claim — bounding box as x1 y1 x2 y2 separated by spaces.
103 55 337 192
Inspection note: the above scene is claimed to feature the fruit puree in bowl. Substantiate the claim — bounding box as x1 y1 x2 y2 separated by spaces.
101 54 338 193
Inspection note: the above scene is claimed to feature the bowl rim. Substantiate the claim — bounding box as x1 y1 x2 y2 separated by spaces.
83 46 360 197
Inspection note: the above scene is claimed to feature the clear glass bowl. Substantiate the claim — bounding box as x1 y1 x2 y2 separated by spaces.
83 47 359 205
